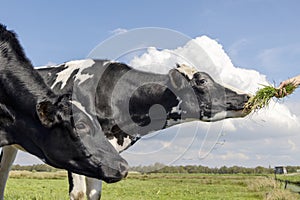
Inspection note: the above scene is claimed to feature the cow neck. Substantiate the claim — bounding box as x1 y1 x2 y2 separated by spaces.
129 77 184 131
0 26 57 113
96 63 181 137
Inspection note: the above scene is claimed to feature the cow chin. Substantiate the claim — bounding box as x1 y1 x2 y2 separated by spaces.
202 110 246 122
66 156 128 183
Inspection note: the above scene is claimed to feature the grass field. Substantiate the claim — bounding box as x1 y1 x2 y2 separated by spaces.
4 171 300 200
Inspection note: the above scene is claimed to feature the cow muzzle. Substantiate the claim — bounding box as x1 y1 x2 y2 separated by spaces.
100 161 129 183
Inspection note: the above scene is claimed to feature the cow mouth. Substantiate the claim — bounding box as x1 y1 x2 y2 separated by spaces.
225 104 250 118
200 105 248 122
98 161 129 183
229 102 252 117
85 152 129 182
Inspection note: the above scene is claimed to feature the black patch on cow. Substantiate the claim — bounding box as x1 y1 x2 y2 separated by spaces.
0 24 30 64
0 104 15 127
68 171 74 193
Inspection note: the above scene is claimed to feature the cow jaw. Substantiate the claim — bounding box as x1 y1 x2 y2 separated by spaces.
201 110 246 122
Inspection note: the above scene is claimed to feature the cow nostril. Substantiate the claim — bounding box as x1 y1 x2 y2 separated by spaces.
124 171 128 178
119 162 129 178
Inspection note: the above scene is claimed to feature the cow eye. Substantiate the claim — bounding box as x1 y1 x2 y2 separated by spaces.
196 79 207 85
75 122 88 130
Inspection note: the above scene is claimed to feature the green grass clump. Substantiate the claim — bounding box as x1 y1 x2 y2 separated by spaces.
244 83 297 114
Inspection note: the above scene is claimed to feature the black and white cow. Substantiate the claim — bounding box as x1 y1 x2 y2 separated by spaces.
0 103 14 127
1 59 250 200
0 25 129 200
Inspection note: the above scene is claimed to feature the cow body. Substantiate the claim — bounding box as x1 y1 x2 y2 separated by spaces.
2 59 250 200
38 61 249 151
0 25 128 200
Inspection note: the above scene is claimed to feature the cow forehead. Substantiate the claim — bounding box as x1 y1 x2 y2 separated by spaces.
175 64 198 80
70 100 94 121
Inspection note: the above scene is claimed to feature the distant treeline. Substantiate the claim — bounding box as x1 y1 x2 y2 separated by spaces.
129 163 300 174
11 164 59 172
11 163 300 174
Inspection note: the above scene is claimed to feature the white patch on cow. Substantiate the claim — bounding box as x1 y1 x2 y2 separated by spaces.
205 111 227 121
85 177 102 200
69 174 86 200
0 146 18 200
109 136 132 152
202 110 244 122
166 118 182 127
70 100 94 121
89 189 97 197
35 64 60 78
171 98 183 114
51 59 95 89
35 65 58 69
176 63 198 80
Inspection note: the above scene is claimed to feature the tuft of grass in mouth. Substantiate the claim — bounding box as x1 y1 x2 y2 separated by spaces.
243 82 298 114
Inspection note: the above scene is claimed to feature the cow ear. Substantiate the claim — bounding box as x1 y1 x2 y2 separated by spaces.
168 69 188 90
36 101 57 128
36 97 72 128
0 104 15 127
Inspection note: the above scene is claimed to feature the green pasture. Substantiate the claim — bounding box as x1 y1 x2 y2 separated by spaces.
4 171 300 200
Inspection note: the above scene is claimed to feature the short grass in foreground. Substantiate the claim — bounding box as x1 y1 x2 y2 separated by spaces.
5 171 69 200
5 172 299 200
244 83 297 114
5 178 69 200
102 173 299 200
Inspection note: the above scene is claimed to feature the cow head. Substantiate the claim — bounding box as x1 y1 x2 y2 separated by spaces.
33 94 128 183
168 64 250 122
0 24 127 183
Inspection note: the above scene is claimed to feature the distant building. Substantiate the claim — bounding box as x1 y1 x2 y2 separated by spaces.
274 166 287 174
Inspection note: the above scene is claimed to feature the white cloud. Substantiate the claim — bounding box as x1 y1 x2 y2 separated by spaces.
110 28 128 35
288 139 297 151
220 151 249 161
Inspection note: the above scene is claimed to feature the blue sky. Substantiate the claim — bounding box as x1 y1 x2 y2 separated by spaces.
1 1 300 167
1 0 300 81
